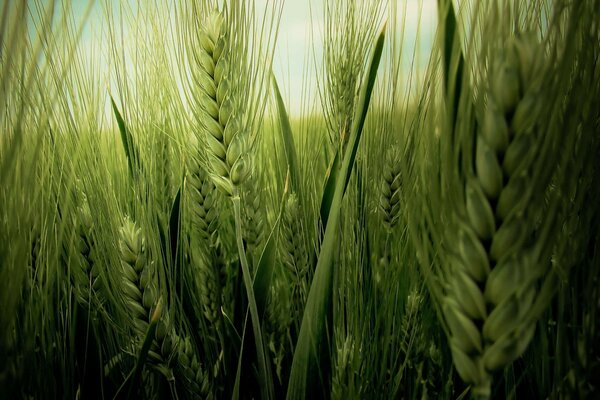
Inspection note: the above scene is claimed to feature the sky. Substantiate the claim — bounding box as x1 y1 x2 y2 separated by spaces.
268 0 438 114
47 0 439 117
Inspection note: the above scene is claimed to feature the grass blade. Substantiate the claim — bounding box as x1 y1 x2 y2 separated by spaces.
232 194 274 400
253 220 279 318
438 0 464 130
110 94 141 179
319 151 341 232
272 73 300 194
253 174 289 316
119 298 162 400
168 186 181 268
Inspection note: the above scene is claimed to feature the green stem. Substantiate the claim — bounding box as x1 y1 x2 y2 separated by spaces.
471 375 492 400
232 193 273 400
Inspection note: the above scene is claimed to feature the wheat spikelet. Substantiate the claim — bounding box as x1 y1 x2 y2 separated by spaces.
187 151 220 247
119 217 153 334
174 334 212 399
322 2 384 154
331 335 357 400
118 217 175 377
375 146 403 286
241 171 264 254
73 198 102 305
189 10 275 396
265 276 292 383
186 146 229 332
191 10 250 197
216 243 237 321
280 193 309 312
190 246 221 326
380 146 402 232
399 290 425 362
441 34 555 397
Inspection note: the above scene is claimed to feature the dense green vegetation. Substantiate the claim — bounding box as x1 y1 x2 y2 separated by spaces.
1 1 599 399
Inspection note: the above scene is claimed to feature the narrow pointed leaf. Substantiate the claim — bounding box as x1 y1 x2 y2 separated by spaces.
253 219 280 318
438 0 464 130
123 299 162 400
168 186 181 268
272 73 300 194
110 94 141 179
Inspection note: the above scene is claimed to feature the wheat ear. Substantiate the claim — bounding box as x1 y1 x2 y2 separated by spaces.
73 197 102 305
265 276 292 383
442 35 556 397
173 333 212 399
380 146 403 232
187 151 220 247
118 217 175 378
192 10 250 197
280 193 310 316
241 170 265 256
193 10 274 397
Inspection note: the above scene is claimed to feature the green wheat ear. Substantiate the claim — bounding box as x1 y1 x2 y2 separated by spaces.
265 275 293 383
189 8 276 398
73 197 102 305
193 9 250 197
280 193 310 317
380 146 402 232
174 333 212 398
441 34 557 396
187 151 220 247
190 245 221 326
241 170 265 257
118 217 175 378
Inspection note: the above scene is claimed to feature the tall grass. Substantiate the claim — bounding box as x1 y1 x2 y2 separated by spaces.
1 0 599 399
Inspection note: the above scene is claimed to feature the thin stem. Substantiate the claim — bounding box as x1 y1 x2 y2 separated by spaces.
471 376 492 400
231 192 273 400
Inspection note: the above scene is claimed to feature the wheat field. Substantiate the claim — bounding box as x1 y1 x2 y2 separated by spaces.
1 0 599 399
